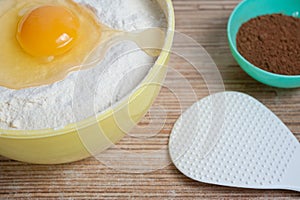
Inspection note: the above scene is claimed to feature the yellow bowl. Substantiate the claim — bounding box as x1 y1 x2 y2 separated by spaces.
0 0 175 164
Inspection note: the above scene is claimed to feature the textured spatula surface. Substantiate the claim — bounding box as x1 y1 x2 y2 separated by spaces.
169 92 300 192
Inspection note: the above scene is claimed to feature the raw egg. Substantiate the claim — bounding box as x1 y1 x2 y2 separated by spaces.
0 0 113 89
17 5 80 57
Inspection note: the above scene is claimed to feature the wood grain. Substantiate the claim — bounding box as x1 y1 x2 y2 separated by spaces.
1 0 300 199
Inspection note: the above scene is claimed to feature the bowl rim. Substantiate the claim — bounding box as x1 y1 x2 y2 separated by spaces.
0 0 175 139
227 0 300 79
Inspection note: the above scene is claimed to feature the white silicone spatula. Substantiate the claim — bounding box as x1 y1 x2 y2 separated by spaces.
169 92 300 192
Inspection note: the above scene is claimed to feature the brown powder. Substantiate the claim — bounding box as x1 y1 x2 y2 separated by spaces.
236 14 300 75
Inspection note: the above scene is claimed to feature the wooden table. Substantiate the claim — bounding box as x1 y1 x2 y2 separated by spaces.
1 0 300 199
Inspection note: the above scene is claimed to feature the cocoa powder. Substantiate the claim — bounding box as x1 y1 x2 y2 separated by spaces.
236 14 300 75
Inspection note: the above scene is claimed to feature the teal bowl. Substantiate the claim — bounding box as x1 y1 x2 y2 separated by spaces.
227 0 300 88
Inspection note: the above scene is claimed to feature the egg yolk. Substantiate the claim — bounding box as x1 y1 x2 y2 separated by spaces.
17 5 80 57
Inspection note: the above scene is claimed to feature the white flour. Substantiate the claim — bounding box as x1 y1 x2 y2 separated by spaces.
0 0 166 130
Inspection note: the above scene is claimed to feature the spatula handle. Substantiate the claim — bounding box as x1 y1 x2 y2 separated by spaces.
281 145 300 192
